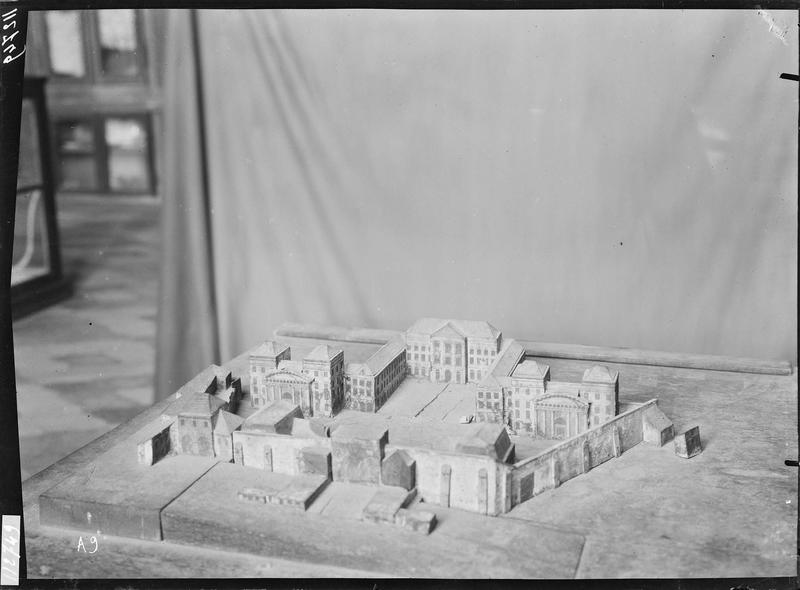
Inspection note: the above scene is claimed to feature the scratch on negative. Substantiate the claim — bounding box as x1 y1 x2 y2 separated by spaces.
756 7 789 46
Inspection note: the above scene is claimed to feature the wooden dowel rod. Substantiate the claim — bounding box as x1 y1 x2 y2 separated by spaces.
273 323 793 376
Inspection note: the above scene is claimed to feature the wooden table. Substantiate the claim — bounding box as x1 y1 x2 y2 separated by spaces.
22 325 798 580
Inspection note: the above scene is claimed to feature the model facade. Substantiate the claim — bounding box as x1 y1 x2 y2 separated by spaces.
246 318 621 442
344 337 407 412
474 339 619 437
405 318 503 384
249 342 345 418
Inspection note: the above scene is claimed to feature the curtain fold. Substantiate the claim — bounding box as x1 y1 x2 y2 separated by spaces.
156 10 798 399
155 9 219 400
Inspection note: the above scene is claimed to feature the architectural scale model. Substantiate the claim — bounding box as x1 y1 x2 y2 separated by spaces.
38 318 697 564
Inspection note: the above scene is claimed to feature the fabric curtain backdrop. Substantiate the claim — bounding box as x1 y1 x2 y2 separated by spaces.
156 9 798 400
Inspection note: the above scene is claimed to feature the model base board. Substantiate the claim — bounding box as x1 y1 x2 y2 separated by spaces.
38 318 701 568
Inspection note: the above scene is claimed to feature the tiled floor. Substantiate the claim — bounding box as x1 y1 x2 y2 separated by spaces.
13 195 160 480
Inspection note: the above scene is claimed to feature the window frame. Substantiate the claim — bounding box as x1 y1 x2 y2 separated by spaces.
43 10 89 81
43 9 148 84
92 9 148 83
53 112 157 196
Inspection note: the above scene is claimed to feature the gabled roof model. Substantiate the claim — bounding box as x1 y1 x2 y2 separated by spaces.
213 410 245 434
511 359 550 380
489 339 526 378
582 365 619 384
167 391 227 418
251 340 290 358
431 323 467 340
363 337 406 375
174 365 217 398
304 344 343 362
407 318 501 341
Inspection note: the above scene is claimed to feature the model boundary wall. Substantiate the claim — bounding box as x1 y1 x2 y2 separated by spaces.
505 399 659 510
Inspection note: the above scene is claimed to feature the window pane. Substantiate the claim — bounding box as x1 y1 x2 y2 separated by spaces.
11 189 51 286
59 156 100 191
17 99 42 189
57 121 96 154
45 11 85 77
97 10 141 78
105 118 151 192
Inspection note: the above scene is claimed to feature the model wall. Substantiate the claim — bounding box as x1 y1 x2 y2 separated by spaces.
233 430 331 474
386 444 503 515
505 399 657 509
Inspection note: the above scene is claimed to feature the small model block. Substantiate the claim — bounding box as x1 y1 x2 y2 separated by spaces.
238 487 268 503
381 449 416 490
642 404 675 447
331 422 389 484
394 508 437 534
674 426 703 458
362 486 417 525
136 422 173 466
274 476 331 510
235 472 330 511
298 446 332 479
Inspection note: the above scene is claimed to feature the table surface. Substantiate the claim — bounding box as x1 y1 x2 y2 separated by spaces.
21 326 799 579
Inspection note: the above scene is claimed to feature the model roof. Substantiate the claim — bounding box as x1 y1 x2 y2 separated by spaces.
290 417 330 439
167 391 227 418
346 363 368 377
330 411 513 461
431 323 466 340
211 365 232 383
213 410 245 434
242 401 301 433
251 340 290 358
407 318 501 341
511 359 549 380
389 420 513 461
277 359 306 374
214 386 238 404
477 373 502 389
174 365 218 398
582 365 619 384
643 405 672 430
363 337 406 375
304 344 342 362
544 381 583 397
489 339 526 378
331 421 389 442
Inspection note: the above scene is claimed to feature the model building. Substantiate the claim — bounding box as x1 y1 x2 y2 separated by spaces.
136 317 676 519
40 317 687 548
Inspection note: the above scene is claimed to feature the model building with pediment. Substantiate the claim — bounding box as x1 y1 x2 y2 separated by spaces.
249 341 345 418
405 318 503 384
475 342 619 438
